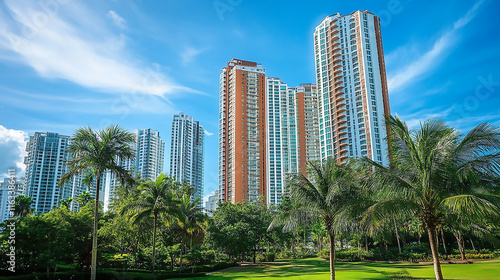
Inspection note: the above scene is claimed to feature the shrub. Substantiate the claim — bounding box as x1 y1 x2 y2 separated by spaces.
449 253 495 260
335 248 371 261
317 248 329 258
266 252 276 262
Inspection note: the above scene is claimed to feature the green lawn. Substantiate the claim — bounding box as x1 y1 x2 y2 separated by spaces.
189 258 500 280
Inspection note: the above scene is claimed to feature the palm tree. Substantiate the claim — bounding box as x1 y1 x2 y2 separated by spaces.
59 125 135 280
364 116 500 280
14 195 34 217
270 158 367 280
121 173 180 273
176 193 207 270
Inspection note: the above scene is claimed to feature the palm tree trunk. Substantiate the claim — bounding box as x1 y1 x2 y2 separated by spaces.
91 174 101 280
329 232 336 280
180 236 184 271
427 226 444 280
454 232 465 261
440 228 447 255
394 217 401 254
365 236 369 253
469 237 476 253
152 213 157 274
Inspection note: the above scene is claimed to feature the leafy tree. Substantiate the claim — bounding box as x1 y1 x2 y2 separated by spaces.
206 200 270 262
59 125 136 280
76 191 92 208
121 173 180 273
270 159 367 280
14 195 33 217
59 197 73 209
364 117 500 280
0 202 94 274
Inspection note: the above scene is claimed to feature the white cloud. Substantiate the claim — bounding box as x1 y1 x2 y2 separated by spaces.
203 190 216 207
180 46 206 64
107 10 126 29
204 129 214 136
397 106 455 129
0 0 196 97
0 125 28 180
387 1 484 93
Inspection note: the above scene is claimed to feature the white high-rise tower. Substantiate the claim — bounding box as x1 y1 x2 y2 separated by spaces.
170 113 204 203
314 10 391 165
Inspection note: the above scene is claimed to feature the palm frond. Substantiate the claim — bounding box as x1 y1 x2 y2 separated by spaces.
440 194 500 218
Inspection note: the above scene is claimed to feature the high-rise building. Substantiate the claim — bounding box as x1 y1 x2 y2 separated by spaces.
0 169 25 222
218 59 267 203
24 132 76 213
296 83 321 173
135 128 165 182
313 11 390 165
170 113 204 202
102 128 164 210
265 79 320 205
204 190 218 217
265 77 300 205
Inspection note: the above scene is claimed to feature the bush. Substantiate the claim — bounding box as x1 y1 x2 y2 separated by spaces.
402 243 430 254
449 253 495 260
266 252 276 262
335 248 371 262
318 248 329 258
367 248 396 261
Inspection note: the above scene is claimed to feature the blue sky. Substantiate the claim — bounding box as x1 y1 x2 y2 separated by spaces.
0 0 499 204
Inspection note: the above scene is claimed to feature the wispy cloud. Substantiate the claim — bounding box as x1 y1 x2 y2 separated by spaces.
423 81 452 96
107 10 127 29
387 1 484 93
0 85 176 116
180 46 206 65
0 0 196 97
0 125 27 179
398 106 455 129
204 129 214 136
448 112 500 133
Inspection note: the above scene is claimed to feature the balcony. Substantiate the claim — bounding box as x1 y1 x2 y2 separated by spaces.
339 154 349 162
330 20 338 29
334 83 344 91
338 134 349 143
337 117 348 124
337 111 347 119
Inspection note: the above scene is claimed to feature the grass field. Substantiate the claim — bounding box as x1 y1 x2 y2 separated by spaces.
190 258 500 280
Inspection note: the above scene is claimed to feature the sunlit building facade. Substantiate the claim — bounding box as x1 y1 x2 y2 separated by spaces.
170 113 204 203
313 10 390 165
218 59 267 203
